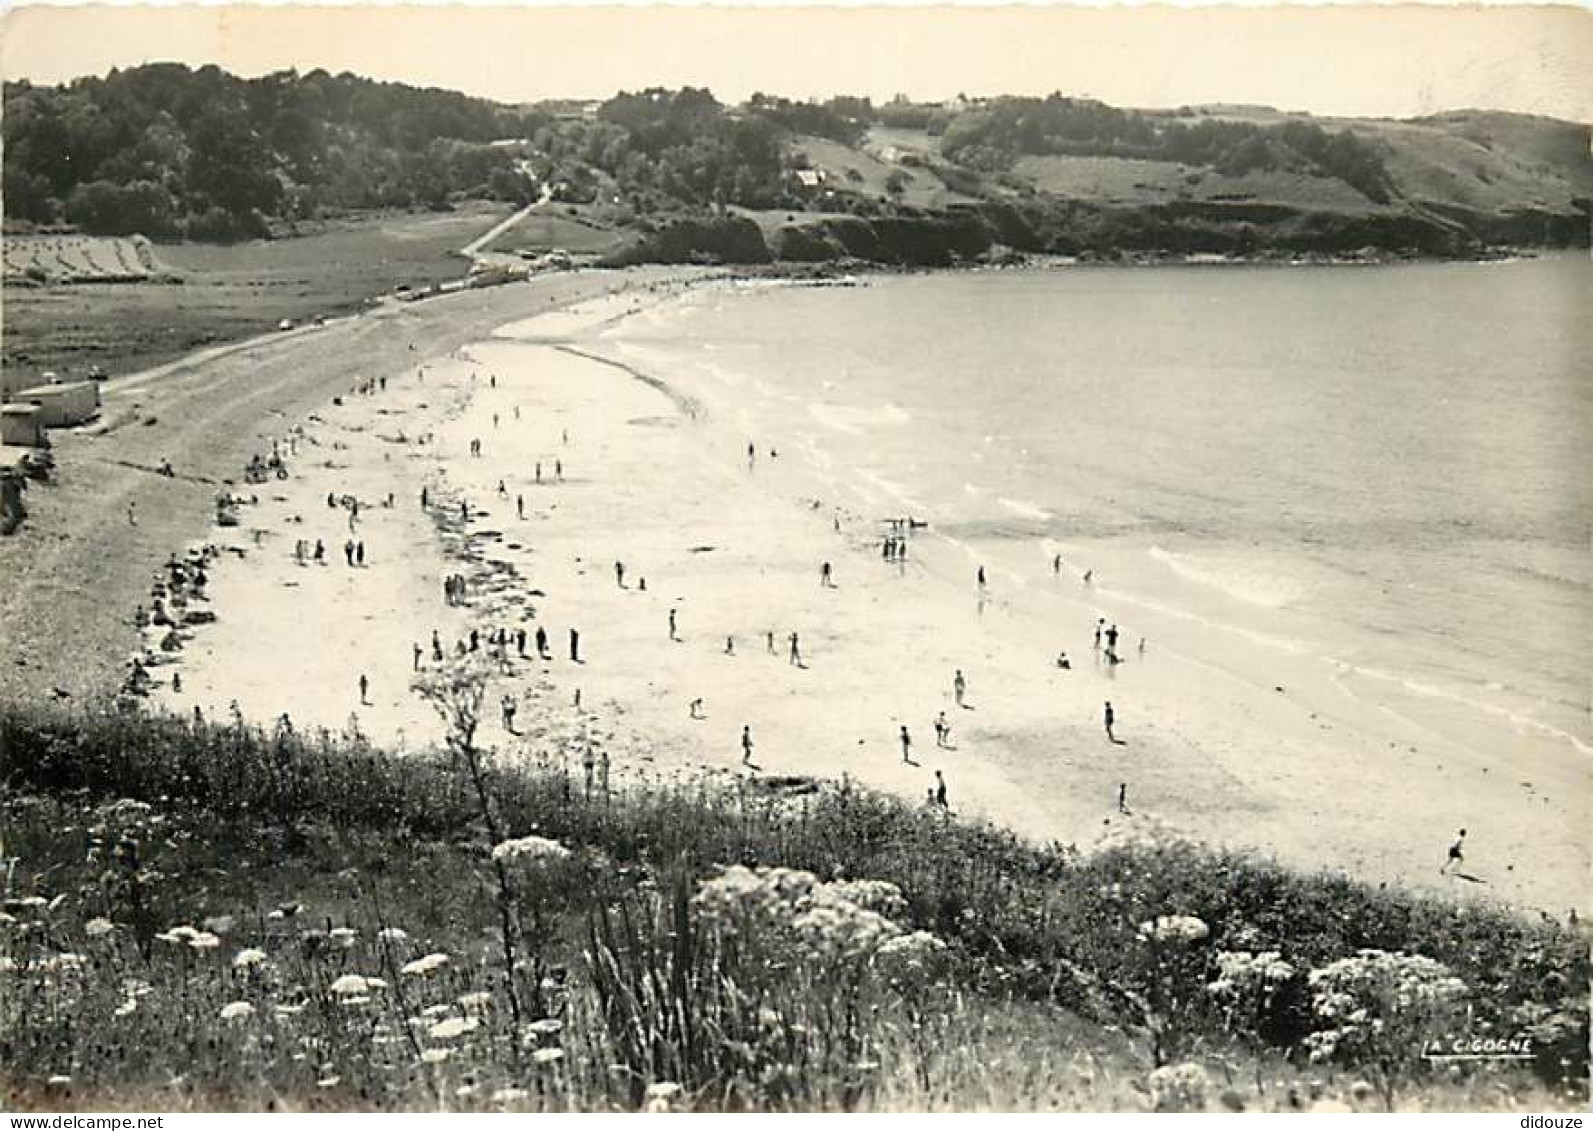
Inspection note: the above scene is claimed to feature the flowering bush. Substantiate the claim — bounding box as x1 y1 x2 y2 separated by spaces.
1304 949 1469 1107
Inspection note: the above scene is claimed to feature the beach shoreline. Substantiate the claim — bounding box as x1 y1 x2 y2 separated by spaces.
86 268 1585 919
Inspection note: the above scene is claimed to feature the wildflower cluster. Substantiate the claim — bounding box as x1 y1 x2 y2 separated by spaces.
1305 949 1469 1067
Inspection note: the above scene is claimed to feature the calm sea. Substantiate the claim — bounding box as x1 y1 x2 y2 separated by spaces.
601 256 1591 759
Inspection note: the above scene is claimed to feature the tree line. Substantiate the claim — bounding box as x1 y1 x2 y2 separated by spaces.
938 95 1394 203
3 66 1400 242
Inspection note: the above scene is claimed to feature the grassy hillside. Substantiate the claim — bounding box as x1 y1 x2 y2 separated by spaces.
0 700 1585 1112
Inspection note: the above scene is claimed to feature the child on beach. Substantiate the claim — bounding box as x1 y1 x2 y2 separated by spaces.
1440 829 1468 875
934 711 951 748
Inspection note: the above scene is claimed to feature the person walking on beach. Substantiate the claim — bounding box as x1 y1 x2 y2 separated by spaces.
741 725 754 766
501 695 518 734
668 608 679 642
1440 828 1468 875
934 711 951 748
788 632 804 668
1103 700 1118 743
536 626 550 660
900 725 914 764
1106 623 1119 652
1094 618 1105 651
953 669 967 709
569 627 581 663
934 770 948 810
358 673 369 705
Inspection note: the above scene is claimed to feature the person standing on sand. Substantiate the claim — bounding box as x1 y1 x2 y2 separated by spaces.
747 442 756 469
789 632 803 667
1093 619 1105 651
343 539 355 567
1106 624 1119 652
535 462 542 483
766 631 777 655
536 626 550 660
493 413 500 430
900 725 913 764
127 501 137 526
977 566 987 592
1053 553 1062 576
668 608 679 642
432 631 443 663
412 642 422 671
935 711 951 748
358 674 369 705
1118 783 1128 814
356 541 366 567
821 561 835 588
1103 700 1117 743
314 539 325 563
501 695 517 733
516 628 527 658
1440 828 1468 875
569 627 581 663
953 670 967 709
725 636 735 655
517 495 525 519
935 770 948 809
741 725 754 766
460 500 468 521
689 698 704 720
616 561 626 588
555 459 563 481
1138 637 1147 657
421 487 429 509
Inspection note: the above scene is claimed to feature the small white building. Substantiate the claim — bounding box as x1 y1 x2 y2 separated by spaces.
0 403 45 447
9 379 99 427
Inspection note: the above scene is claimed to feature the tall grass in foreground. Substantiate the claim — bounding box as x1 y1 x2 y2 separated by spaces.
0 701 1586 1111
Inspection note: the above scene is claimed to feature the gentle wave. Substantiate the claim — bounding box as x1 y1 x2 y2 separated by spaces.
1148 546 1305 609
808 401 911 436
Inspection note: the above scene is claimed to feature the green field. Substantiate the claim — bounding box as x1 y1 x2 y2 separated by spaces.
1 205 507 386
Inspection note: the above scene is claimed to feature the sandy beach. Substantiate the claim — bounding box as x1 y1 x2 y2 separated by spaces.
122 274 1588 918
